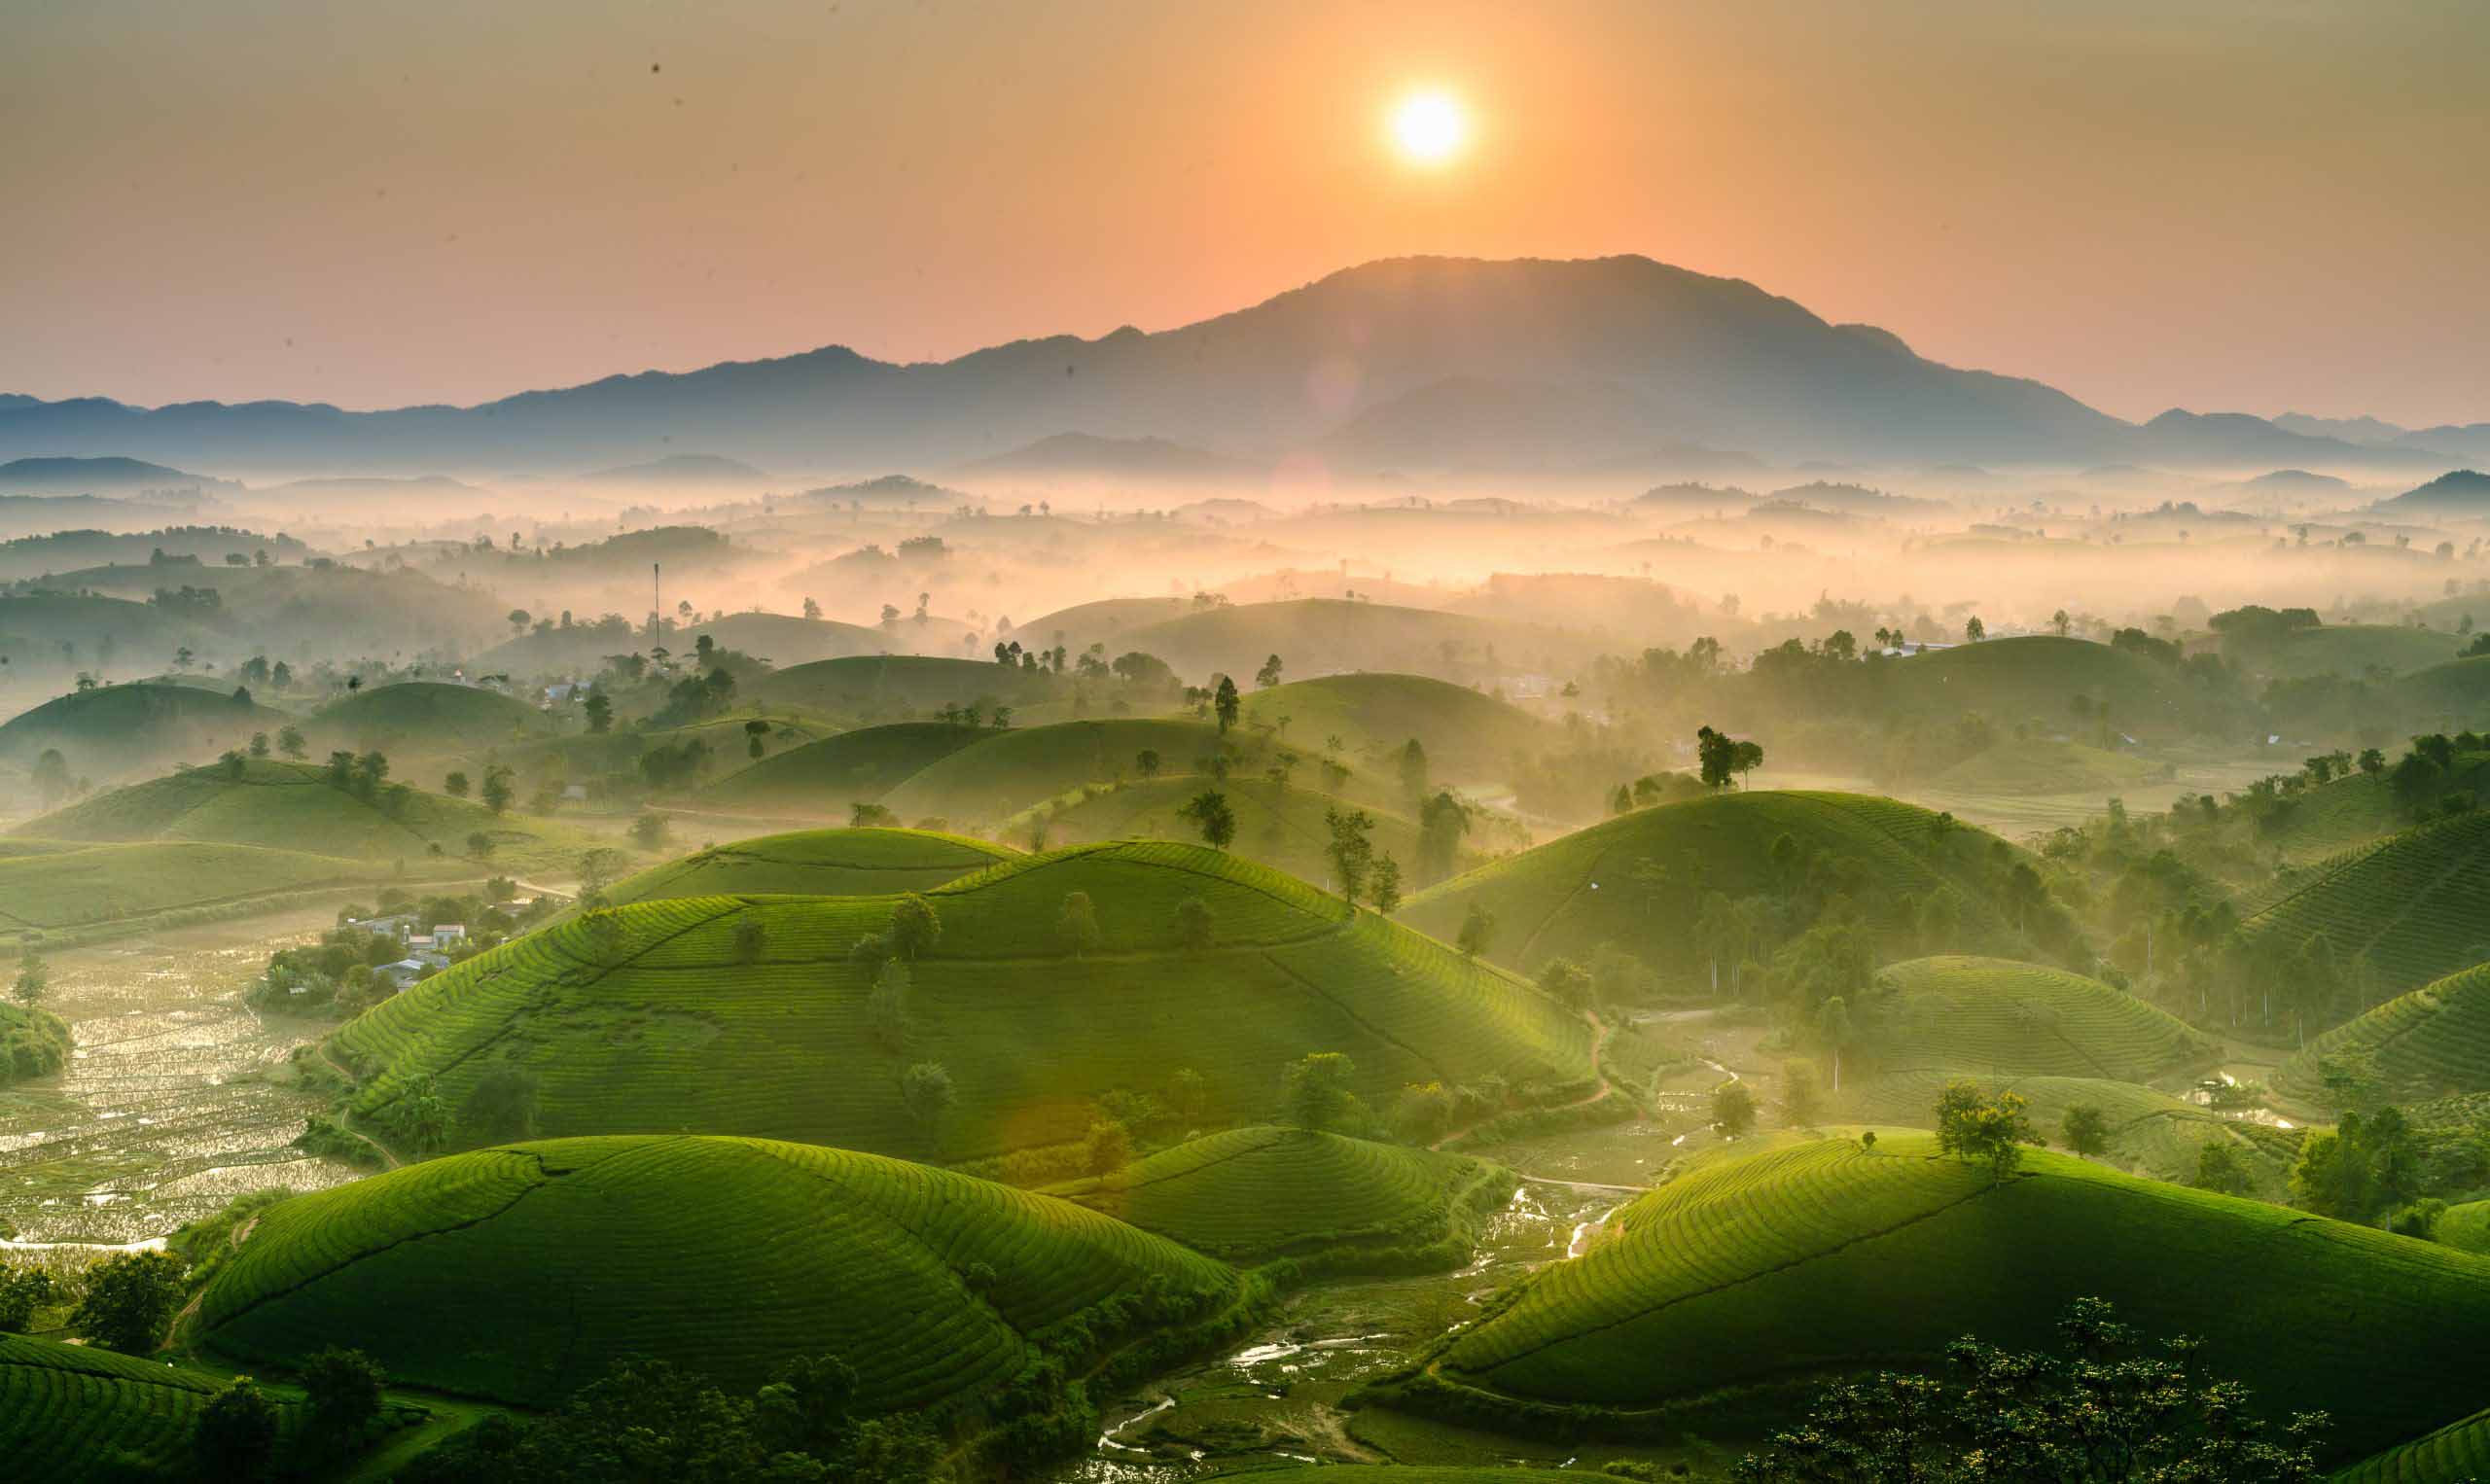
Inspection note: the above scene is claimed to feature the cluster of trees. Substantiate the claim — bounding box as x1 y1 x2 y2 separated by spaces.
1 945 71 1082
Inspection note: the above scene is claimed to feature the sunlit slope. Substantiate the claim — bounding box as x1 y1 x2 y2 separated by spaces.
307 680 552 751
602 827 1016 903
2255 762 2490 864
2275 963 2490 1108
1114 599 1558 682
0 1332 320 1484
2439 1200 2490 1255
883 717 1227 824
195 1135 1237 1409
1401 791 2017 975
1834 1070 2294 1194
2242 814 2490 1004
0 681 292 778
0 841 392 942
1236 673 1553 781
1868 956 2215 1081
701 720 992 812
330 841 1592 1159
1927 738 2160 795
1049 1126 1512 1263
471 612 887 673
12 758 582 865
2229 623 2462 682
1881 636 2194 730
2336 1406 2490 1484
1015 596 1195 654
1387 1135 2490 1461
751 654 1058 719
1011 776 1428 887
2396 655 2490 716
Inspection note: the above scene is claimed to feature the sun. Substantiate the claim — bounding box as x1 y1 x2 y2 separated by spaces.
1388 89 1469 166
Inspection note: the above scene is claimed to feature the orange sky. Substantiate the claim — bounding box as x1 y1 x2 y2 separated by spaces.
5 0 2484 425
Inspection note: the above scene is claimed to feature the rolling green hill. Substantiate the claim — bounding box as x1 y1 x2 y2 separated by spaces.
701 721 997 813
2439 1200 2490 1255
2228 623 2463 682
471 611 887 674
751 654 1059 721
195 1134 1239 1410
0 1332 338 1484
12 757 586 867
1866 956 2216 1082
1883 635 2194 732
1834 1070 2293 1193
2241 813 2490 1004
0 840 395 944
883 717 1229 826
1374 1133 2490 1462
1015 596 1197 654
1006 775 1431 887
2336 1405 2490 1484
602 827 1017 902
1236 673 1554 782
2274 963 2490 1109
307 680 552 754
1049 1126 1512 1264
1112 599 1572 685
0 681 292 779
328 841 1594 1161
1400 791 2022 977
1927 738 2161 795
2395 655 2490 719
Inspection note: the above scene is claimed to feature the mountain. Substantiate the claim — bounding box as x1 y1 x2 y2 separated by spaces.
2373 469 2490 514
955 431 1265 483
578 452 771 484
0 256 2461 474
0 455 229 494
2275 412 2412 444
2277 412 2490 462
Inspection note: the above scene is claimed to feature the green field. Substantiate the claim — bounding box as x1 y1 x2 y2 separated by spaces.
1866 956 2216 1082
1883 636 2195 732
2228 623 2464 682
602 827 1017 902
0 681 294 779
0 840 397 944
195 1134 1239 1410
1378 1133 2490 1462
751 654 1060 720
883 716 1230 826
470 611 888 674
306 680 552 754
0 1332 326 1484
1926 738 2162 795
2275 963 2490 1109
2337 1405 2490 1484
2439 1199 2490 1255
699 719 993 812
1049 1126 1512 1264
1235 673 1553 782
2395 655 2490 720
1400 791 2021 977
329 841 1594 1160
2241 813 2490 1005
1112 599 1559 684
1004 775 1431 888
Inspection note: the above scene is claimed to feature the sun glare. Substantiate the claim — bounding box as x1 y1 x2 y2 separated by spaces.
1389 89 1469 166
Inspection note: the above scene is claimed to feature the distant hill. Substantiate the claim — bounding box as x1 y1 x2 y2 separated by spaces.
307 680 552 755
2374 469 2490 515
956 431 1264 483
1630 482 1756 514
1766 479 1951 517
751 654 1060 721
1235 673 1553 783
1003 775 1433 886
0 680 291 780
0 454 230 493
2240 812 2490 1006
0 839 394 943
470 610 886 674
2275 962 2490 1110
1109 598 1579 684
578 452 770 484
601 827 1015 902
703 721 996 814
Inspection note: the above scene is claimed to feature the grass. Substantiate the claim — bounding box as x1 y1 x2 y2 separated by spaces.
601 827 1018 903
1235 673 1552 783
1111 599 1542 684
1003 775 1433 887
2274 963 2490 1109
0 681 294 778
470 611 887 674
2395 655 2490 719
0 840 398 944
883 717 1229 827
1400 791 2020 977
2240 812 2490 1004
1927 739 2161 795
306 681 552 754
700 720 994 812
751 654 1060 720
12 757 589 869
1867 956 2217 1082
1378 1133 2490 1463
0 1330 329 1483
1047 1126 1513 1264
1882 636 2194 732
2336 1405 2490 1484
2439 1200 2490 1255
2227 623 2463 682
194 1134 1239 1410
328 841 1594 1162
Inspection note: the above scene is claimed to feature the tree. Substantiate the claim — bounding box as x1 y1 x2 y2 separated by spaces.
900 1062 954 1146
1964 615 1986 643
850 801 898 828
1398 738 1431 809
249 730 270 758
801 596 823 621
0 1261 57 1332
1281 1051 1358 1132
193 1377 281 1480
480 765 516 815
2060 1105 2110 1158
1814 996 1853 1090
301 1346 388 1436
2050 608 2071 637
1538 956 1593 1009
2357 747 2386 777
1778 1061 1822 1127
867 959 910 1053
71 1250 185 1354
12 947 46 1008
1456 901 1497 960
1323 805 1376 904
1696 724 1761 789
443 769 470 798
2193 1142 2254 1197
457 1065 541 1147
277 724 307 760
1174 895 1214 953
1370 854 1405 916
30 748 71 810
1135 748 1161 780
583 689 614 733
889 894 941 960
1729 1298 2327 1482
1178 789 1236 849
1255 653 1284 689
631 812 668 849
1417 790 1472 885
1058 890 1101 957
1083 1118 1131 1176
1934 1080 2042 1183
508 608 532 635
1712 1079 1759 1137
1213 674 1240 732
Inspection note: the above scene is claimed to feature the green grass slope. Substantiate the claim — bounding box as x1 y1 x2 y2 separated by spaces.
307 680 551 753
1835 1070 2294 1193
0 841 394 944
471 612 887 674
752 654 1059 721
1401 791 2018 977
1006 776 1430 887
2395 655 2490 718
883 717 1227 826
602 827 1017 903
2336 1406 2490 1484
329 841 1593 1160
1927 738 2161 795
2242 813 2490 1004
1236 673 1553 782
702 721 994 812
0 1332 327 1484
1015 596 1196 654
1114 599 1562 684
1382 1134 2490 1462
1049 1126 1512 1264
1867 956 2216 1082
2231 624 2463 682
2439 1200 2490 1255
0 681 292 778
2275 963 2490 1108
195 1134 1238 1410
1885 636 2193 731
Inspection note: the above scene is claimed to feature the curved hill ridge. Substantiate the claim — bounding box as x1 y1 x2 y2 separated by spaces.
1006 775 1428 888
0 840 392 940
751 654 1060 719
1834 1070 2293 1193
1109 599 1569 683
2397 654 2490 714
701 720 993 812
307 680 550 750
2228 623 2463 682
195 1134 1237 1410
0 681 291 776
2275 962 2490 1108
1401 791 2018 976
470 611 888 674
0 1332 320 1484
2336 1404 2490 1484
329 840 1593 1159
1389 1133 2490 1462
883 716 1228 825
1235 673 1553 781
1868 956 2214 1082
1883 635 2194 730
602 827 1017 903
2240 812 2490 1004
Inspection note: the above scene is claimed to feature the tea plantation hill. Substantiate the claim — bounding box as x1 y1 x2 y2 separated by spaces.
1400 791 2024 978
470 610 887 674
1015 595 1195 654
1366 1133 2490 1463
1835 1070 2296 1196
1880 634 2196 732
1048 1126 1513 1266
0 679 293 780
882 717 1237 827
0 592 221 674
1237 672 1555 783
1003 775 1433 887
1925 737 2161 795
2440 1199 2490 1255
328 841 1595 1161
598 826 1017 903
2239 811 2490 1006
1865 956 2216 1083
2274 963 2490 1109
751 653 1060 720
192 1135 1240 1412
2222 621 2464 682
2339 1407 2490 1484
305 679 554 756
1112 598 1578 682
2251 753 2490 863
0 840 395 947
2396 654 2490 720
13 757 589 869
701 720 994 814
